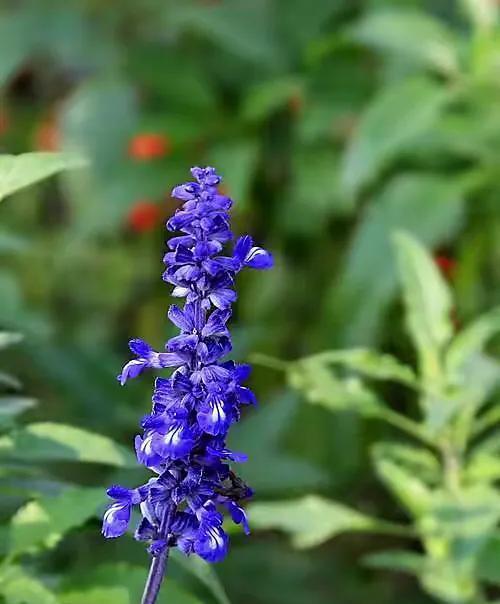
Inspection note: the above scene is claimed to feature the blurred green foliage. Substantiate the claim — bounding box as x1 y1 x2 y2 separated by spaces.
253 232 500 603
0 0 499 603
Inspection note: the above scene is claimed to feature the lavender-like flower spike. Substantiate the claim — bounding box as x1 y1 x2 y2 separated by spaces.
102 167 272 601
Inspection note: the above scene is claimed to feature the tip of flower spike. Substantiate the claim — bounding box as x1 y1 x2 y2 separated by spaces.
191 166 221 187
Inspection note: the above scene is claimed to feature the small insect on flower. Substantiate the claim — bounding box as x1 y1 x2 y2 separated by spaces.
103 166 272 603
128 133 170 161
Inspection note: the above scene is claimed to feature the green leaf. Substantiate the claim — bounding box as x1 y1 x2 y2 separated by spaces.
0 423 136 467
0 372 22 390
0 332 23 349
287 358 384 416
0 230 29 254
0 566 59 604
242 77 302 121
323 173 465 346
284 147 351 236
60 563 203 604
176 0 284 67
372 449 432 517
478 534 500 584
170 552 231 604
393 231 453 380
0 397 37 421
426 487 500 556
304 348 418 387
61 80 135 172
0 153 86 203
446 307 500 381
287 357 430 443
349 10 459 75
249 495 377 548
9 486 104 556
466 451 500 483
341 78 448 197
372 442 440 485
362 549 425 575
228 393 326 493
59 588 128 604
462 0 498 30
209 139 258 208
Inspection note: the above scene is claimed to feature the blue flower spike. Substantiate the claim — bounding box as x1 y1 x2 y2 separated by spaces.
102 167 272 604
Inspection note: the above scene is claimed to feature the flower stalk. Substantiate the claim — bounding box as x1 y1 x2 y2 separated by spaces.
101 167 272 598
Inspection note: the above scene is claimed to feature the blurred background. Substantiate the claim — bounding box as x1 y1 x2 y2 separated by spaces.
1 0 500 603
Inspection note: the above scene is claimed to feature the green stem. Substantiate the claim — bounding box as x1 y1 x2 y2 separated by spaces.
378 408 435 448
367 519 418 539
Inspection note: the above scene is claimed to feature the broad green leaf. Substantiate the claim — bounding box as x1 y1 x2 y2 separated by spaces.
478 534 500 584
417 487 500 601
284 147 351 236
0 422 136 467
446 307 500 381
393 231 453 380
0 272 52 338
249 495 377 548
373 452 432 517
287 358 429 442
242 77 302 121
362 549 425 575
462 0 498 30
175 0 284 67
60 588 128 604
60 563 203 604
0 153 86 203
350 10 459 75
341 78 448 197
61 80 135 173
0 332 23 349
228 393 326 492
0 397 37 420
275 0 342 50
209 139 258 207
372 442 440 485
0 566 58 604
323 173 465 346
466 451 500 483
8 486 104 555
171 552 231 604
420 562 477 603
304 349 418 387
0 11 36 86
0 372 22 389
0 230 29 254
424 488 500 558
287 359 384 416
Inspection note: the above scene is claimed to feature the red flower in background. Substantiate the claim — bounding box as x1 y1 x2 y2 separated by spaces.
127 201 162 233
35 116 60 151
434 254 456 279
288 92 303 116
128 133 170 160
0 109 9 136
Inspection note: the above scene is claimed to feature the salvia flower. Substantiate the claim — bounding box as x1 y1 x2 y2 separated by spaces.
103 167 272 576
